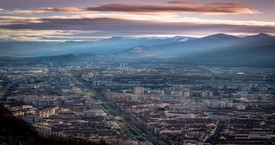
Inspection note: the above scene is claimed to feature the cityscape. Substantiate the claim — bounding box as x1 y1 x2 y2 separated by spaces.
0 57 274 144
0 0 275 145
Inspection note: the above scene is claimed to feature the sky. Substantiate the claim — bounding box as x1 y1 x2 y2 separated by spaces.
0 0 275 41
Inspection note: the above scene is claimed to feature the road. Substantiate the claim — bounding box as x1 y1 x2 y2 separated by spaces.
2 80 24 100
66 72 156 144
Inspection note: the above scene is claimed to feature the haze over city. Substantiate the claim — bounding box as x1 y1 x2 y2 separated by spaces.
0 0 275 145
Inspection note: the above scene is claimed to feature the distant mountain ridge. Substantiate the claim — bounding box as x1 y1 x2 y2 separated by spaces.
112 33 275 67
0 36 194 57
116 33 275 58
1 33 275 67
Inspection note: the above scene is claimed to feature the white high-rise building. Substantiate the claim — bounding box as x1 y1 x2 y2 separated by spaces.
133 87 144 95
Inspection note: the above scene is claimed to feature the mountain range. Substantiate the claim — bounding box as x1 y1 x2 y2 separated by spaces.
0 33 275 67
117 33 275 58
0 36 193 57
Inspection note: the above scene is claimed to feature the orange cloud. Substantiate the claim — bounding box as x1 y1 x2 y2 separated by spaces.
168 0 193 4
84 2 258 14
0 1 259 15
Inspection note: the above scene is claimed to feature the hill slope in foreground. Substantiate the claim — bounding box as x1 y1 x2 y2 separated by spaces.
0 104 105 145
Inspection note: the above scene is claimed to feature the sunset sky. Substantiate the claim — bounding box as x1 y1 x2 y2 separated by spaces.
1 0 275 41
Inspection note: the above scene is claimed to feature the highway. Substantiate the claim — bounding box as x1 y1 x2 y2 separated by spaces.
66 72 155 143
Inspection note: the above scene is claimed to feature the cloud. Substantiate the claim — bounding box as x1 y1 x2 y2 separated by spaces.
0 0 269 41
84 2 258 14
0 17 42 25
0 7 84 15
168 0 193 4
0 29 101 41
1 18 275 41
35 7 83 13
0 1 259 15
